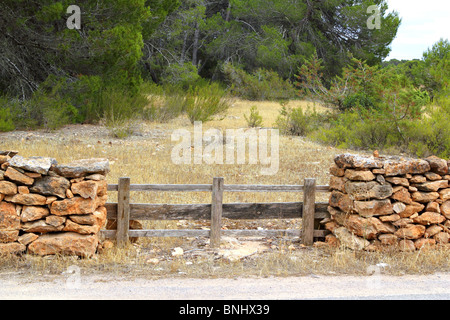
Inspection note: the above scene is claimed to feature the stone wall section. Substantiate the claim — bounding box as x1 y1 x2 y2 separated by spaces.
0 151 109 257
325 153 450 251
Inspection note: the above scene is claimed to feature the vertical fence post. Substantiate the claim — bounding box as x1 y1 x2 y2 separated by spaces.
301 178 316 246
210 177 224 249
117 177 131 247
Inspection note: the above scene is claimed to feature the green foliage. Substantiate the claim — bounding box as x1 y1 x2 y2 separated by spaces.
184 82 230 124
244 106 263 128
275 105 325 137
0 98 15 132
161 63 201 89
222 63 296 101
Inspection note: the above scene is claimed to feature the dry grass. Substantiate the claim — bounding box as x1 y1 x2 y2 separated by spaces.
0 98 449 279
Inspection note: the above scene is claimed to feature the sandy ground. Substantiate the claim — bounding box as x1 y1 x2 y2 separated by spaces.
1 272 450 300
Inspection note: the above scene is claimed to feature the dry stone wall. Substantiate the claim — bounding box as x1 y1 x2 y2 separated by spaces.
0 151 109 257
325 153 450 251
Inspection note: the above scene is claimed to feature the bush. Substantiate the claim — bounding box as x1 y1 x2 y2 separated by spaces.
0 107 15 132
222 63 296 100
275 105 326 136
161 63 201 89
244 106 263 128
184 82 230 123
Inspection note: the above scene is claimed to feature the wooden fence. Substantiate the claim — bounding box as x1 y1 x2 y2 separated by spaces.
100 177 331 248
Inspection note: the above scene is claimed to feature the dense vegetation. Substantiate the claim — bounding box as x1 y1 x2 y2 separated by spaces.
0 1 448 158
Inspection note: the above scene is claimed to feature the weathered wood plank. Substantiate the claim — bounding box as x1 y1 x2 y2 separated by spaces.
116 177 131 247
301 178 316 246
107 184 329 193
100 229 328 239
210 177 224 248
105 202 330 220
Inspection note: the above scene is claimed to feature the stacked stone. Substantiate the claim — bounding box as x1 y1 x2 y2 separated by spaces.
325 153 450 251
0 151 109 257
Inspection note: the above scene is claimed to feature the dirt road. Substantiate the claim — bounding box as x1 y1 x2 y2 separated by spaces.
1 272 450 300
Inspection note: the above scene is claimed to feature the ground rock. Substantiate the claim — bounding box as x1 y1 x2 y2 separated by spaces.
0 242 26 255
27 232 99 257
334 227 370 250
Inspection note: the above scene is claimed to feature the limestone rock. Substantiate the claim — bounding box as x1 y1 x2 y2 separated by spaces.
329 191 353 213
378 234 398 245
4 167 34 185
27 232 99 257
344 181 393 200
391 187 413 204
0 202 20 230
54 158 110 178
0 230 19 243
425 225 443 238
334 227 370 250
30 176 70 198
441 201 450 219
21 206 50 222
334 154 383 169
50 196 98 216
5 193 47 206
353 199 393 217
399 202 425 218
439 189 450 201
18 233 39 246
0 181 18 195
0 242 26 255
8 156 56 175
343 215 378 239
414 238 436 249
21 219 64 233
425 156 448 175
411 191 440 203
71 180 98 199
344 169 376 181
412 212 446 225
434 232 450 244
399 239 416 252
416 180 448 192
395 225 425 240
384 159 430 176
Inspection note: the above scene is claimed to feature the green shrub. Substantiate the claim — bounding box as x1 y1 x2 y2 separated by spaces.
0 107 15 132
184 82 230 123
244 106 263 127
161 63 201 89
275 105 326 136
222 63 296 100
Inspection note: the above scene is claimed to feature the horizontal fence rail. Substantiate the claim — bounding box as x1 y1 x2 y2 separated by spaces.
101 177 331 248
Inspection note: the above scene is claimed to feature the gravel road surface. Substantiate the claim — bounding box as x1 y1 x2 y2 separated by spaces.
1 272 450 300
